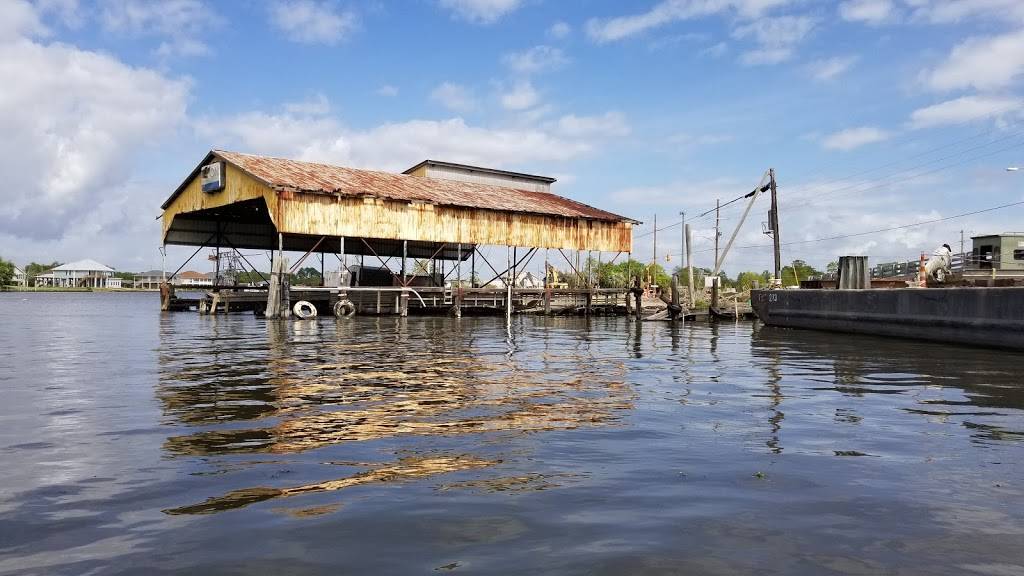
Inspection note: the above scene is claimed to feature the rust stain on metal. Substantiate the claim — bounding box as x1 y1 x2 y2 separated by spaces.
212 150 634 223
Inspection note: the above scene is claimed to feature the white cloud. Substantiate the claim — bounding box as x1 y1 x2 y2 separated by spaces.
821 126 892 150
907 95 1024 129
552 112 631 138
586 0 796 43
0 0 49 41
732 15 816 65
269 0 357 45
808 55 858 81
923 30 1024 92
376 84 399 97
839 0 896 24
100 0 213 56
502 45 569 74
197 101 630 173
283 93 332 115
501 80 540 110
907 0 1024 24
438 0 523 24
155 37 209 58
0 31 189 240
430 82 478 112
548 21 571 39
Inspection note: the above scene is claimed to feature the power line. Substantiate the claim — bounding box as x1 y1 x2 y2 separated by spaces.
681 199 1024 254
788 130 1024 208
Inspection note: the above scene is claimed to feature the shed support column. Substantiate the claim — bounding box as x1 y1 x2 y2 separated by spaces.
544 248 551 316
338 237 347 309
505 246 512 324
401 240 407 286
454 243 462 318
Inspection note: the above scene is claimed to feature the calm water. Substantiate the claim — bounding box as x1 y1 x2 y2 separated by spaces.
1 292 1023 575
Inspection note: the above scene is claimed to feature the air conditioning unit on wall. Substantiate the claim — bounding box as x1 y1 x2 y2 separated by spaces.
201 161 225 193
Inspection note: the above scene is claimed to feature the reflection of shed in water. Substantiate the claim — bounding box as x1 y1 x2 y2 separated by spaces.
159 150 638 316
158 318 635 458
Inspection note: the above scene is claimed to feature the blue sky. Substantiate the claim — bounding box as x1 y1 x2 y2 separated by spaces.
2 0 1024 275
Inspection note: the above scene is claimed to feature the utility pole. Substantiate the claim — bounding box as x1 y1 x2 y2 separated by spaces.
769 168 781 284
960 229 965 258
679 210 686 296
652 213 658 270
685 223 694 305
714 199 720 270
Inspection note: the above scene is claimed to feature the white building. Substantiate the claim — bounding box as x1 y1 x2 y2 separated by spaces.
12 266 26 286
34 259 116 288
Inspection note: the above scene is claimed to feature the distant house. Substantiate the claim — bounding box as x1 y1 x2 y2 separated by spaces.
34 259 116 288
173 270 213 287
12 266 26 286
133 270 165 290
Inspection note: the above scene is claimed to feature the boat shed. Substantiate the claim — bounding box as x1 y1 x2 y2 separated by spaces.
160 150 636 260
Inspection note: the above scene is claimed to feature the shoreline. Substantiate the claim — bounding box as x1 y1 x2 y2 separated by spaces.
1 287 159 293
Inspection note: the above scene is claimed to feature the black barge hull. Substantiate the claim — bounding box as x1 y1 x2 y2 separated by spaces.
750 287 1024 350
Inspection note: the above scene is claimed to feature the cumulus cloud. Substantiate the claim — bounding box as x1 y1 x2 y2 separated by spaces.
907 0 1024 24
500 80 540 110
821 126 891 150
548 21 571 39
0 33 189 240
376 84 399 97
808 55 858 81
732 15 816 65
907 95 1024 129
431 82 478 112
196 99 630 173
923 30 1024 92
1 0 50 40
100 0 213 57
502 45 569 74
585 0 797 43
269 0 358 45
551 112 631 138
839 0 896 24
438 0 523 24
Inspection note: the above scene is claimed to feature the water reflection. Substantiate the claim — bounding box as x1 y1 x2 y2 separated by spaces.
165 454 498 515
157 316 635 514
751 325 1024 444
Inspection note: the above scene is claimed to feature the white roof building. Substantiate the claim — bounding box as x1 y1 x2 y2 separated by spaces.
36 259 117 288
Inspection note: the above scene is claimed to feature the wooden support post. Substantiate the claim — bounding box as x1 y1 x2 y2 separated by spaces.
506 246 512 324
544 248 551 315
671 273 680 309
711 277 719 313
281 261 291 319
455 243 463 317
401 240 407 286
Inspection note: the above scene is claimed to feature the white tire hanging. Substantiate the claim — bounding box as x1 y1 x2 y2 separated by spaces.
292 300 317 319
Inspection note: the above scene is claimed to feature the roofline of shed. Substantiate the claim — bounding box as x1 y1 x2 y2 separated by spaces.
402 159 557 184
162 150 639 225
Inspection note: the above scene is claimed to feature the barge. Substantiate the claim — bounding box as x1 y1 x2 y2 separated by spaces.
751 287 1024 350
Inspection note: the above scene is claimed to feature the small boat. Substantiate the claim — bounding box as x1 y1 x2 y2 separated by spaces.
750 286 1024 350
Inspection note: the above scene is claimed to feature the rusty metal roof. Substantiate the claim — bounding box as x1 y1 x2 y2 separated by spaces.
163 150 636 223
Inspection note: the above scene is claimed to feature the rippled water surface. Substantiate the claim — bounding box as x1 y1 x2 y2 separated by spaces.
2 292 1023 575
